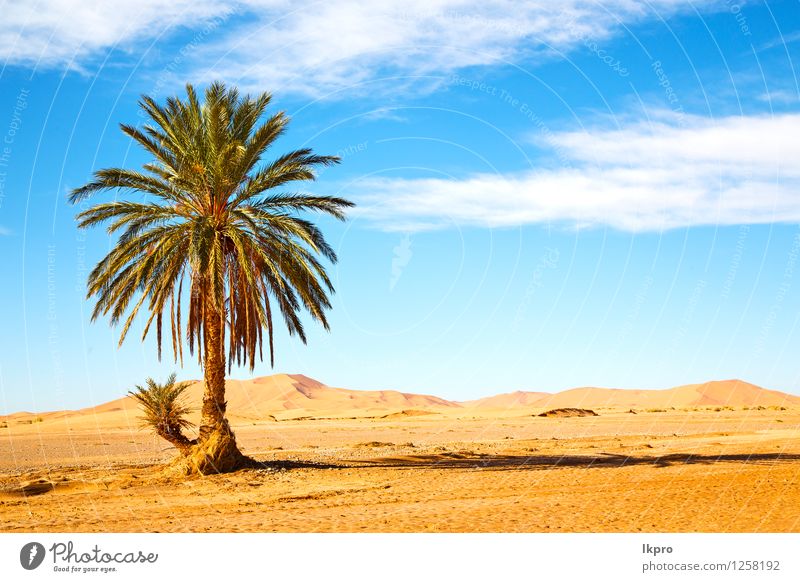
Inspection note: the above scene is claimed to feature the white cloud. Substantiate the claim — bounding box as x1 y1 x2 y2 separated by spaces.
2 1 717 94
352 112 800 232
0 0 230 68
0 226 13 236
194 0 718 96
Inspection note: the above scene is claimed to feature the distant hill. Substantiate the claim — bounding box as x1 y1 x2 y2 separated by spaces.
3 376 799 428
3 374 459 427
461 390 550 409
463 380 800 410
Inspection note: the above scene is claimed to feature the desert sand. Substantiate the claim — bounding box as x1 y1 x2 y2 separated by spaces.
1 375 799 532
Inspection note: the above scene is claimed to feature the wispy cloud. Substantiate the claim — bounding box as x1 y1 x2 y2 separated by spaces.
2 1 718 95
757 30 800 52
353 111 800 232
0 0 231 68
358 108 410 123
757 89 799 105
192 0 719 97
0 226 13 236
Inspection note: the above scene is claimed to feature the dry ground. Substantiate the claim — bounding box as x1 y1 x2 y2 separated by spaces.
1 407 799 532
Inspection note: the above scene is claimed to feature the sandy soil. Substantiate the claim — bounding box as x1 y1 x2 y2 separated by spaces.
2 407 799 532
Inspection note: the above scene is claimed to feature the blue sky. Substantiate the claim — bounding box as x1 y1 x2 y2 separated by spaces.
1 1 800 412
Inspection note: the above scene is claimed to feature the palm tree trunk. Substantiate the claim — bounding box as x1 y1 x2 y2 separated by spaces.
199 301 227 441
180 300 247 474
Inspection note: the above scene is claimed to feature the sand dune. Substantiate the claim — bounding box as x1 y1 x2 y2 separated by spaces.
2 377 798 430
462 390 550 408
216 374 459 419
558 379 800 408
1 374 458 428
465 380 800 410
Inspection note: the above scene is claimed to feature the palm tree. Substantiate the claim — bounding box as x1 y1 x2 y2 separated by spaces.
70 82 353 473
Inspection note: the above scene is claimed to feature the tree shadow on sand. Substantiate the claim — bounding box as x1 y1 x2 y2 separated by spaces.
344 452 800 472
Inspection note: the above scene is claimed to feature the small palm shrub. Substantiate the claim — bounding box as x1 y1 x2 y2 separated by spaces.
130 373 195 453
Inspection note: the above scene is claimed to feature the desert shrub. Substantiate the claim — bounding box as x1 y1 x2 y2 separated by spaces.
129 373 194 453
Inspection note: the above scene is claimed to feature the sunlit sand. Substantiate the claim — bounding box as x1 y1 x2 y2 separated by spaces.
2 375 798 532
